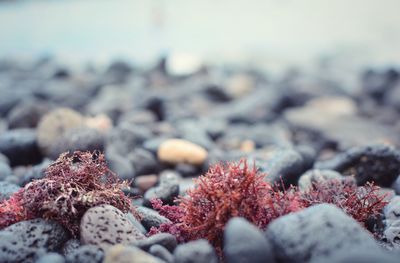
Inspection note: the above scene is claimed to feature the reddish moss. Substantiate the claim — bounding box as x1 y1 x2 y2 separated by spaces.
0 151 136 236
300 178 388 226
150 160 302 250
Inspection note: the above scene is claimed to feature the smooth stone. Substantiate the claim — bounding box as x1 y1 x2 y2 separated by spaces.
65 245 104 263
103 245 164 263
143 171 180 207
224 217 275 263
36 107 85 156
157 139 208 166
315 145 400 187
127 148 159 176
80 205 145 251
0 128 42 166
0 162 12 181
149 245 174 263
36 252 66 263
136 206 172 231
298 169 345 191
265 204 380 263
173 239 218 263
132 233 177 252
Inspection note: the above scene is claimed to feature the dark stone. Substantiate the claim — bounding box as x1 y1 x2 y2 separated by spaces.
65 245 104 263
61 239 81 257
174 239 218 263
48 127 105 159
127 148 159 176
149 244 174 263
0 181 20 201
265 204 379 263
224 217 275 263
106 123 150 155
175 163 199 177
7 99 50 129
17 159 52 187
136 206 171 231
315 145 400 187
143 171 180 207
0 128 42 166
0 219 69 263
105 149 135 180
36 252 66 263
133 233 177 252
252 149 307 186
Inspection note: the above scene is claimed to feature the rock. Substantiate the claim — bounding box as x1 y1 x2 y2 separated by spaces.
252 148 307 186
47 127 105 159
135 175 158 193
0 162 11 180
176 120 214 149
103 244 164 263
157 139 208 166
36 252 65 263
383 196 400 246
149 245 174 263
173 239 218 263
80 205 145 251
65 245 104 263
126 213 147 235
224 217 275 263
61 239 81 257
37 108 85 156
7 99 50 129
85 114 113 133
165 52 203 77
136 206 172 230
325 250 399 263
175 163 199 177
133 233 177 252
17 159 52 186
224 74 255 99
315 145 400 187
0 128 42 166
0 181 20 201
0 219 69 263
284 97 399 149
265 204 379 263
127 148 159 176
298 169 346 191
143 171 180 207
105 149 135 180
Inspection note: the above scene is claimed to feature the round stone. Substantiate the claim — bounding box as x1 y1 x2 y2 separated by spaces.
80 205 145 251
157 139 208 166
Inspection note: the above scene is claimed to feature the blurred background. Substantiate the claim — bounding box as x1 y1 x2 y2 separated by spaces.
1 0 400 70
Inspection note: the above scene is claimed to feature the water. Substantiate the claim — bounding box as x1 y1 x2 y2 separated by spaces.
0 0 400 67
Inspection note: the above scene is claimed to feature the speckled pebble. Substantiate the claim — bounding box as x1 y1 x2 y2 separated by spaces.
80 205 145 251
65 245 104 263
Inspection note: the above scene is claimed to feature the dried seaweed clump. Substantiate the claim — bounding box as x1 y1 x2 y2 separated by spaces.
300 178 388 226
0 151 135 236
150 160 388 251
150 160 302 250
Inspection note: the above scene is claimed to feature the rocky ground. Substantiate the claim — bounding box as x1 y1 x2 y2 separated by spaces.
0 56 400 262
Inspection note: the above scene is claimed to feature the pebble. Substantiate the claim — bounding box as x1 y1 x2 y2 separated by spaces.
224 217 275 263
0 219 69 263
36 107 85 156
157 139 208 166
61 239 81 257
135 174 159 193
47 127 105 159
0 128 42 166
173 239 218 263
0 162 12 180
149 244 174 263
324 250 399 263
65 245 104 263
7 99 50 129
298 169 346 191
252 148 307 186
136 206 172 230
265 204 380 263
0 181 20 201
80 205 145 251
36 252 66 263
103 244 164 263
128 148 159 176
315 145 400 187
133 233 177 252
143 171 180 207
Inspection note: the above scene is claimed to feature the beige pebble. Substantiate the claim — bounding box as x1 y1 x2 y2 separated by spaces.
158 139 207 166
103 244 163 263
